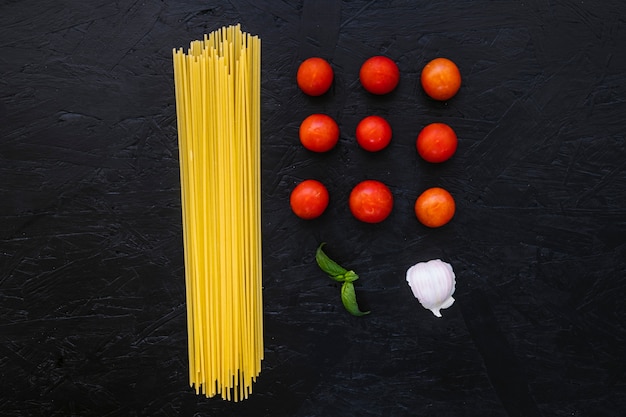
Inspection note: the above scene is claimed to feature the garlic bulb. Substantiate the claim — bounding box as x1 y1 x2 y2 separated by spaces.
406 259 456 317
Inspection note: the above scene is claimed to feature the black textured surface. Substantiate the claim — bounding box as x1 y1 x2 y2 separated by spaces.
1 1 625 416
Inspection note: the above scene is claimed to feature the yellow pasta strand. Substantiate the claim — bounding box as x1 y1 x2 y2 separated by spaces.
172 24 262 402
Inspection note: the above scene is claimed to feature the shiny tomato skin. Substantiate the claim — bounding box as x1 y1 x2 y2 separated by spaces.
414 187 455 228
349 180 394 223
290 179 330 220
416 122 458 163
297 57 334 96
299 114 340 152
420 57 461 101
356 115 392 152
359 56 400 95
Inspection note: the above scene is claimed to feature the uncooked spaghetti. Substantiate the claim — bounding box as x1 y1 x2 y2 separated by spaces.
172 24 262 402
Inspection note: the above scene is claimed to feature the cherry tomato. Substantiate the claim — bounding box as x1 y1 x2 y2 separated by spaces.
420 58 461 101
297 57 334 96
416 122 458 163
349 180 394 223
299 114 340 152
414 187 455 228
356 115 392 152
290 179 330 220
359 56 400 95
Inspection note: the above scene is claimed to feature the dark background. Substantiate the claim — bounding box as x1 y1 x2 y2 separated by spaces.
1 1 625 416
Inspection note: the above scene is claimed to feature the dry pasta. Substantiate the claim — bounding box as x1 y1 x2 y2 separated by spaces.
172 24 262 402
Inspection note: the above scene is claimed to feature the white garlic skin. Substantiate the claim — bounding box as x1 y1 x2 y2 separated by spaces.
406 259 456 317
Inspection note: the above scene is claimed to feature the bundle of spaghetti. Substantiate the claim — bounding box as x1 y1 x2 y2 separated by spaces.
172 24 262 402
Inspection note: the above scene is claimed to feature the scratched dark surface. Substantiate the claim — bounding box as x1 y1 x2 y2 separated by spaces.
1 1 625 416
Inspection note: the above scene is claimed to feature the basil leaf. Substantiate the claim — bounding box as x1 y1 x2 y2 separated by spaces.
340 281 370 316
343 270 359 283
316 243 348 279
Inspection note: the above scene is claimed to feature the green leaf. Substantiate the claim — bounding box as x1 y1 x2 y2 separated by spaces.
316 243 348 279
343 270 359 282
340 281 370 316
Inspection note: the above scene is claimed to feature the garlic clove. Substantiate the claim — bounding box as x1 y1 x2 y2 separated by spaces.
406 259 456 317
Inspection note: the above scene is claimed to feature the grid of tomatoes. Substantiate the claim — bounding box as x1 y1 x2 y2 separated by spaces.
290 55 461 228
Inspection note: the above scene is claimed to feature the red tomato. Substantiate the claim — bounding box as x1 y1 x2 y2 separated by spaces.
349 180 394 223
297 57 334 96
299 114 340 152
414 187 455 228
420 57 461 101
290 179 329 219
359 56 400 95
416 122 458 163
356 115 392 152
